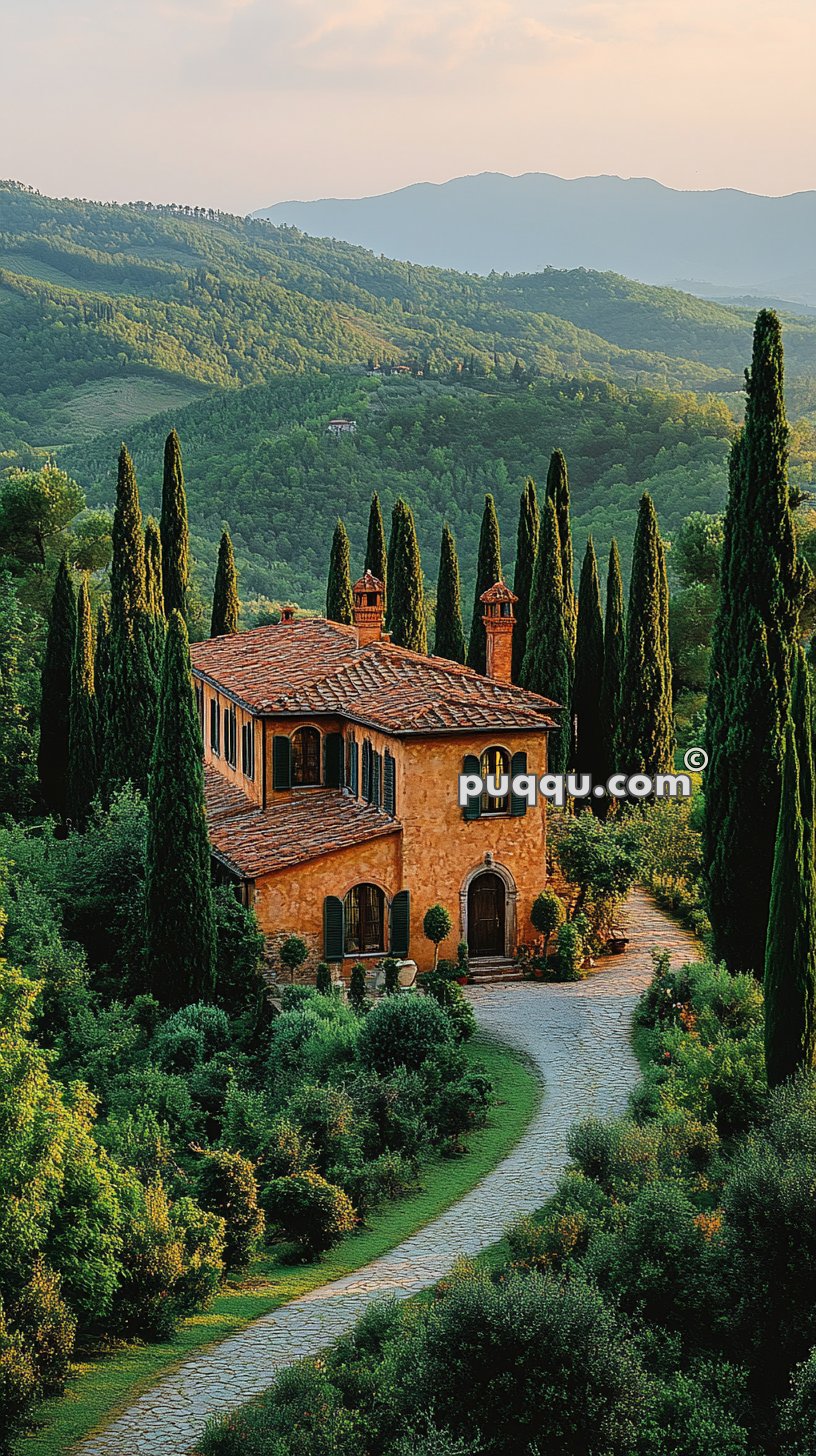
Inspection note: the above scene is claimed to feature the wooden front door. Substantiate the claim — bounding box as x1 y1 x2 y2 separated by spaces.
468 872 505 958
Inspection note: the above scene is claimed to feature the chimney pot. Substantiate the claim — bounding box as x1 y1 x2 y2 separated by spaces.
480 580 517 683
352 571 385 646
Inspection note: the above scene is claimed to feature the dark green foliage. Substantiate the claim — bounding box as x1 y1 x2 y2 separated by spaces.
547 449 576 648
94 599 111 768
617 493 673 776
512 477 539 682
212 885 265 1015
349 962 367 1011
260 1170 356 1260
764 649 816 1086
388 500 427 652
210 529 239 637
433 526 466 663
145 612 216 1006
315 962 332 995
279 935 308 981
705 313 809 974
519 497 573 773
530 889 565 958
364 493 387 611
422 904 453 967
67 575 98 829
467 493 502 672
326 519 354 625
574 537 605 782
144 516 166 675
196 1149 264 1270
107 445 158 795
159 428 190 621
38 556 76 819
0 572 37 819
358 994 452 1074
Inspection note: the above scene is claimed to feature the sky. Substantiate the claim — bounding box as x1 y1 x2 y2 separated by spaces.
3 0 815 212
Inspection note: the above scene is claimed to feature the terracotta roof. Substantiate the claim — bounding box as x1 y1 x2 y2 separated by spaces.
480 580 517 604
205 768 401 879
191 619 559 735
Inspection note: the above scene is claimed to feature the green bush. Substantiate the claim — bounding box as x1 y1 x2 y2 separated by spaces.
11 1258 76 1395
315 962 332 995
780 1346 816 1456
531 889 566 957
112 1179 224 1340
196 1150 264 1271
422 904 453 967
557 920 584 979
286 1083 358 1173
261 1171 356 1260
358 994 453 1074
213 885 265 1014
419 975 476 1042
349 961 367 1011
0 1306 38 1455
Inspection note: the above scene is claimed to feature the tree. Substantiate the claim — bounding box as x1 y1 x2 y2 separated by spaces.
326 519 353 625
94 600 111 773
144 516 166 676
433 526 466 663
574 538 604 789
389 500 427 652
763 648 816 1087
546 450 576 648
145 611 216 1006
616 494 673 778
423 904 453 968
704 312 809 974
38 556 76 819
597 541 625 808
365 493 387 614
279 934 308 983
512 478 539 683
385 500 402 631
531 890 565 961
210 529 239 637
107 445 158 796
0 572 37 819
520 498 572 775
67 575 98 829
467 494 502 672
0 464 83 568
159 428 190 621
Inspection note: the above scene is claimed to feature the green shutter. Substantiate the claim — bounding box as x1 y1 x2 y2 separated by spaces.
462 752 481 820
362 740 371 800
323 895 345 960
384 752 396 816
371 750 382 807
350 741 359 795
273 734 291 789
510 749 528 816
390 889 410 956
325 732 344 787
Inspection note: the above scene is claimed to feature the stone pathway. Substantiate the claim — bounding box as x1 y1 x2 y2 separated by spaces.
76 889 700 1456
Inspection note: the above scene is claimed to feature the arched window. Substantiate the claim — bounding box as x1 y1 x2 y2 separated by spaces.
291 726 321 785
480 746 510 815
344 883 385 954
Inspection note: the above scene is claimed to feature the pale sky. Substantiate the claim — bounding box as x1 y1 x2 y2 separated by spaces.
3 0 815 211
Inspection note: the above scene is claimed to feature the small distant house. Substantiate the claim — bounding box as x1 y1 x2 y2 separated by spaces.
326 417 357 437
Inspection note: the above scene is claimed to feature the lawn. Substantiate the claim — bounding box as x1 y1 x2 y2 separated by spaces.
17 1033 540 1456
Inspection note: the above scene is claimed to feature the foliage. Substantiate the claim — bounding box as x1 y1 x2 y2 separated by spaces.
349 962 367 1012
159 428 190 621
511 477 539 682
358 994 453 1074
466 493 502 672
598 539 624 798
0 572 37 818
107 444 158 795
617 492 673 777
195 1150 264 1271
314 961 332 995
364 492 387 612
388 500 427 652
530 889 565 959
326 518 353 625
546 448 576 647
628 794 709 939
67 574 99 827
279 935 308 981
433 525 466 663
260 1170 356 1260
556 921 584 980
38 556 76 819
422 904 453 968
210 529 239 636
574 536 604 781
519 496 573 772
551 811 641 935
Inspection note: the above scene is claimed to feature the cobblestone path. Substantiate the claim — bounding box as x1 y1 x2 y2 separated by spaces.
77 889 700 1456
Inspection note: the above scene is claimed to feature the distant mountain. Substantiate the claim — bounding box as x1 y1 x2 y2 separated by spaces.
255 173 816 307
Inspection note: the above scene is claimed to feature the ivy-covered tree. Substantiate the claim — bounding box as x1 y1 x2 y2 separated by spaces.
210 529 239 637
67 575 98 829
574 538 604 786
512 478 539 682
364 493 388 614
434 525 466 663
467 494 502 673
326 519 354 625
145 611 216 1006
144 516 166 676
520 497 572 774
598 540 625 811
547 450 576 648
389 500 427 653
107 445 158 796
38 556 76 820
159 428 190 622
617 494 673 777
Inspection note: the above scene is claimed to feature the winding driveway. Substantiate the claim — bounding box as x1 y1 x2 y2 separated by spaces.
77 889 699 1456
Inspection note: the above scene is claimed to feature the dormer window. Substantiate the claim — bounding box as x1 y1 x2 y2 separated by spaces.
292 726 321 785
480 745 510 815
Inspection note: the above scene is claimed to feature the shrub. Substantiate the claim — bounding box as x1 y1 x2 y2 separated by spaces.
779 1346 816 1456
332 1151 416 1217
0 1306 37 1455
286 1083 358 1173
200 1361 362 1456
11 1258 76 1395
279 935 308 982
261 1170 356 1259
196 1150 264 1271
420 976 476 1043
422 904 453 967
170 1196 227 1315
213 885 265 1014
551 810 641 938
380 957 400 995
358 994 453 1074
315 961 332 995
557 920 583 979
154 1003 231 1073
531 889 566 958
113 1179 224 1340
349 962 367 1011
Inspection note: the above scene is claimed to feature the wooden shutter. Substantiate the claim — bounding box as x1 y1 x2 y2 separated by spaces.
362 740 371 800
384 752 396 816
390 889 410 956
371 750 382 807
510 749 528 817
323 895 345 960
272 734 291 789
462 752 481 820
325 732 344 787
350 741 359 795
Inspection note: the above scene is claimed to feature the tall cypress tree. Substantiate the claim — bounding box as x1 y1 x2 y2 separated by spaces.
512 478 539 683
434 525 466 663
144 516 166 675
574 537 605 786
598 540 625 810
94 599 111 774
211 529 239 637
617 494 673 777
764 648 816 1086
520 497 572 774
467 494 502 672
385 501 402 631
145 611 216 1007
365 493 388 611
67 575 98 829
326 519 354 625
389 500 427 653
159 428 190 621
38 556 76 819
107 444 158 795
704 312 808 973
547 450 576 648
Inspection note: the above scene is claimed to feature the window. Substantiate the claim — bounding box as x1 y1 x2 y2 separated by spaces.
344 883 386 954
210 698 220 754
480 746 510 815
224 705 237 767
242 721 255 779
291 726 321 785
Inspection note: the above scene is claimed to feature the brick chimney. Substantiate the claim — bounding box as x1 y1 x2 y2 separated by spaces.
280 603 297 624
352 571 385 646
481 580 517 684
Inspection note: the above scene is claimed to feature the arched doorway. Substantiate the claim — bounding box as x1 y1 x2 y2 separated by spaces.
467 871 506 958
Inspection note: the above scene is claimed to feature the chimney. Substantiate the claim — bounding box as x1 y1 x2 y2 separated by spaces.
352 571 385 646
280 604 297 624
481 580 517 684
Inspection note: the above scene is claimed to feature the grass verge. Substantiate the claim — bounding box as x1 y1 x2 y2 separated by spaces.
18 1033 540 1456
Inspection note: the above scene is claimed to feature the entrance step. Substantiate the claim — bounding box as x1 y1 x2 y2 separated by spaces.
468 958 521 983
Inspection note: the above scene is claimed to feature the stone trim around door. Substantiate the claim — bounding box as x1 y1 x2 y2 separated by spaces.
459 858 518 960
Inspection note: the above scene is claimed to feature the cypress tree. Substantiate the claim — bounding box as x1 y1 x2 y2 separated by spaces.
365 493 388 611
704 312 808 973
67 575 98 829
512 478 539 682
94 599 111 773
385 501 402 631
107 444 158 795
467 493 502 672
547 450 576 648
617 494 673 777
574 537 605 785
326 519 354 625
764 648 816 1086
433 525 466 663
389 500 427 652
211 529 239 637
144 516 166 676
159 428 190 621
598 540 625 811
520 497 572 774
38 556 76 819
145 611 216 1007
